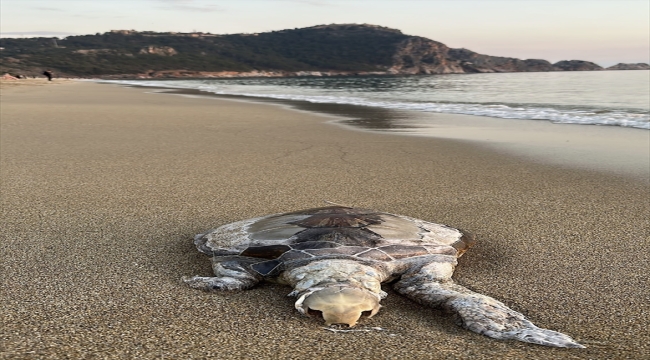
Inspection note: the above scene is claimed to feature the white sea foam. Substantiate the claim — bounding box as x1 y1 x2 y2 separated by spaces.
100 75 650 130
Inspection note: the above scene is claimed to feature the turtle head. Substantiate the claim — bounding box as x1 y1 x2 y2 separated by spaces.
295 286 381 327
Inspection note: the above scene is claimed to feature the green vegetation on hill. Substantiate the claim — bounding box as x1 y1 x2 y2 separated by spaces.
2 24 621 77
0 25 409 77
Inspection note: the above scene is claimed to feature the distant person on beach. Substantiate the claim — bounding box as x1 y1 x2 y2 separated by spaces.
43 70 53 81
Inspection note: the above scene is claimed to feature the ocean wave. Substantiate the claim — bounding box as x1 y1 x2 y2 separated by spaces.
101 79 650 130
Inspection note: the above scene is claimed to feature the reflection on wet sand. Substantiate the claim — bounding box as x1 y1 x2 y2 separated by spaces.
155 87 420 131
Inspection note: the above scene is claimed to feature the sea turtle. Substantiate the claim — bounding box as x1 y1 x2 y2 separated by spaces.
183 206 584 348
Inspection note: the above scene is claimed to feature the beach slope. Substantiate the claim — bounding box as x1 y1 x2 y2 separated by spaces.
1 82 648 359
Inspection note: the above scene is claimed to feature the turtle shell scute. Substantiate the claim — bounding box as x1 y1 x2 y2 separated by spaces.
240 244 291 259
289 213 382 228
305 246 373 257
377 245 429 259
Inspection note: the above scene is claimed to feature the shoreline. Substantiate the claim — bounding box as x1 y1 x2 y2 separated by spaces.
2 82 648 359
11 67 647 81
137 84 650 180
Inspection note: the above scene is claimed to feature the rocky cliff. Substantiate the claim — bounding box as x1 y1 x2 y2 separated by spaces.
447 48 557 73
553 60 603 71
389 37 464 74
606 63 650 70
385 37 605 74
138 46 177 56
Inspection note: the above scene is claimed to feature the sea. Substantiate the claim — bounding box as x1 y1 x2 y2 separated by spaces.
104 70 650 131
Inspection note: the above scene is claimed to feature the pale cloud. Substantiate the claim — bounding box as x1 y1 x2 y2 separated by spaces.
0 31 78 38
155 0 225 12
32 7 64 12
279 0 335 6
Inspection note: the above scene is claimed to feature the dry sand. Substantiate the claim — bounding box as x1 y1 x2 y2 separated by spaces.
1 82 648 359
0 78 71 92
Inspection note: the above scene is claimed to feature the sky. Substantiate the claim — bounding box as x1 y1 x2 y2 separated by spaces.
1 0 648 67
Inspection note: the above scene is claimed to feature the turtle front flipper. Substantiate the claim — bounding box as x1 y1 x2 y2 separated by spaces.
183 259 262 291
393 264 584 348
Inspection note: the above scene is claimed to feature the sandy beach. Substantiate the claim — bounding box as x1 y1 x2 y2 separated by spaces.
0 78 71 91
1 81 648 359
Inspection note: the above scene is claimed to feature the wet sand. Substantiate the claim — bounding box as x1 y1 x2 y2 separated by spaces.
396 112 650 178
1 82 648 359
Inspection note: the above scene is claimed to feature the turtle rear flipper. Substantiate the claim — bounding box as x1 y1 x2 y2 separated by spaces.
446 286 584 348
394 265 584 348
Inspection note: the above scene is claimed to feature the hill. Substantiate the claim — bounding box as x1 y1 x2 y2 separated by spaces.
0 24 628 78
